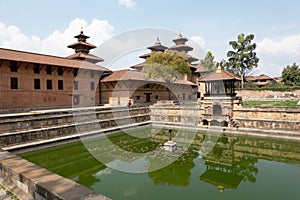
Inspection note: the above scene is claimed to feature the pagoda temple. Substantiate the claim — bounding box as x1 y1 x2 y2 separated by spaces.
200 136 243 192
131 37 168 71
67 30 104 64
168 33 198 63
198 66 242 127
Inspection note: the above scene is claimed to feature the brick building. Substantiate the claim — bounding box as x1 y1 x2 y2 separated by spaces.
0 31 207 111
100 34 201 106
246 74 278 88
0 31 110 110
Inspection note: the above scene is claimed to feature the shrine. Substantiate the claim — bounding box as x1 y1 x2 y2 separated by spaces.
198 66 242 127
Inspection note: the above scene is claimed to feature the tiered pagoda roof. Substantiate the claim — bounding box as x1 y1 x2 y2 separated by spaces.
148 37 168 52
168 33 198 63
138 37 168 59
132 37 167 71
67 30 104 64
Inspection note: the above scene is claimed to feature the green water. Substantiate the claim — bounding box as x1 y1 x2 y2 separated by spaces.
19 128 300 200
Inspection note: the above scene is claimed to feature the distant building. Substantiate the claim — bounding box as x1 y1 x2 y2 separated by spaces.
273 76 283 85
246 74 278 88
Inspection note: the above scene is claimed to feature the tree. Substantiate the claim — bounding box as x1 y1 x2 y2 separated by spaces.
142 51 191 100
200 51 216 70
225 33 259 88
282 63 300 86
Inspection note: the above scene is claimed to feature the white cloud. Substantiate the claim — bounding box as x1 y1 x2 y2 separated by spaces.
0 18 114 57
118 0 136 9
188 35 206 61
190 36 205 47
256 34 300 76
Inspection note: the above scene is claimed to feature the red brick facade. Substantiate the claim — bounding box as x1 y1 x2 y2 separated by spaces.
0 58 105 110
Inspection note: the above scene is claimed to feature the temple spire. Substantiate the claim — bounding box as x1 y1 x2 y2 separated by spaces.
168 32 198 63
147 36 168 52
66 30 104 63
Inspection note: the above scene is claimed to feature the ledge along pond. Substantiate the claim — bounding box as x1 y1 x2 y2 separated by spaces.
19 127 300 200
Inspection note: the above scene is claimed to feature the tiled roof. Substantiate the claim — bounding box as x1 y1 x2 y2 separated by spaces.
139 53 151 59
168 44 193 52
189 64 198 69
67 41 96 49
131 62 197 71
101 69 197 86
199 68 241 82
130 62 146 69
0 48 110 72
195 64 208 73
186 54 199 62
246 74 274 81
66 53 104 63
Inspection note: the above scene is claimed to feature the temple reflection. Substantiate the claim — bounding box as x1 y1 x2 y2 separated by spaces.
199 135 258 192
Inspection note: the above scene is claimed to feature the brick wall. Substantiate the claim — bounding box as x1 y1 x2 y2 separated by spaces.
0 60 101 110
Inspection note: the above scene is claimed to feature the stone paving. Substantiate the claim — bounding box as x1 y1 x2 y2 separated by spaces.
0 187 14 200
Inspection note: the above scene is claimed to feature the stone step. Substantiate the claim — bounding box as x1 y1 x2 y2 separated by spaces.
3 121 152 152
0 107 150 133
0 114 150 147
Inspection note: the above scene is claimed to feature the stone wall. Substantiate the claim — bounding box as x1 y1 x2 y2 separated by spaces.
237 89 300 101
0 106 150 148
0 149 110 200
233 106 300 131
150 103 300 133
0 106 151 199
150 104 204 126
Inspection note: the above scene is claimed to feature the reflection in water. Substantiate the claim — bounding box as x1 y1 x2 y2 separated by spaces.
19 128 300 200
148 148 199 186
18 142 106 187
199 135 258 192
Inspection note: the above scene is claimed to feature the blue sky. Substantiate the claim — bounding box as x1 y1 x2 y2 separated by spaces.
0 0 300 76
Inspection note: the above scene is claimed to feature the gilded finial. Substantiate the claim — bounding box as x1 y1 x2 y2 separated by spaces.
216 65 222 73
178 31 183 39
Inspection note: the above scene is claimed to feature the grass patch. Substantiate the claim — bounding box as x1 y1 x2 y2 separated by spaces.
243 100 298 107
237 86 300 91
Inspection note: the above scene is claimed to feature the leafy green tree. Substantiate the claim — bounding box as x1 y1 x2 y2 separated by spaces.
142 51 191 100
225 33 259 88
282 63 300 86
200 51 216 70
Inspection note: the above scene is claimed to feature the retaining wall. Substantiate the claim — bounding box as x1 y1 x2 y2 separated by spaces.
237 89 300 101
0 106 150 148
0 106 151 200
150 104 300 133
233 106 300 132
0 149 110 200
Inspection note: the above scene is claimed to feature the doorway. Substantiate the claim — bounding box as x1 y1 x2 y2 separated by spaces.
213 104 222 115
144 93 152 103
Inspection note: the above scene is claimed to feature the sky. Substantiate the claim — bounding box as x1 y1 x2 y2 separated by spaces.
0 0 300 76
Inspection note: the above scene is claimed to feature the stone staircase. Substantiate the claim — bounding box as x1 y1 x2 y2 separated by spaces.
229 118 240 128
0 106 151 150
